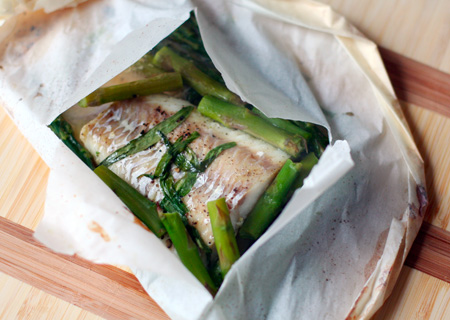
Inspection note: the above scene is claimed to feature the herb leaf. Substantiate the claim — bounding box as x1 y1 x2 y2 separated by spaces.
198 142 236 172
100 106 194 167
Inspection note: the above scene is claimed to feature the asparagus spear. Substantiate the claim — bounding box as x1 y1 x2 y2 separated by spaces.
153 46 244 106
100 106 194 167
249 106 312 140
162 212 217 295
49 116 96 170
310 126 329 158
94 165 166 238
131 54 165 77
198 96 306 158
239 159 303 240
153 12 224 84
292 152 318 190
207 198 240 277
78 72 183 108
159 175 212 254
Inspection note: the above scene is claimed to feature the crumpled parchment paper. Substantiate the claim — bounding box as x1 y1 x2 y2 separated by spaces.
0 0 426 319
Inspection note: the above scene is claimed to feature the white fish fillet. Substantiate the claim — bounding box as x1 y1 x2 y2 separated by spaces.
80 95 289 247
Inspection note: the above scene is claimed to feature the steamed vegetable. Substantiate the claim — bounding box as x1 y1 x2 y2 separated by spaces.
293 152 318 190
94 165 166 238
207 198 240 277
153 46 244 106
49 116 96 170
131 54 165 77
198 95 306 158
78 73 183 107
239 159 303 240
152 12 223 83
248 106 312 141
162 212 217 295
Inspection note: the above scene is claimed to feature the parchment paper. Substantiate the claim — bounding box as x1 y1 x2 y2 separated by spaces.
0 0 426 319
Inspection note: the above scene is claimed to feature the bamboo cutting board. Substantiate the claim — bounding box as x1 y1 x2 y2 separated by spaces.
1 0 450 319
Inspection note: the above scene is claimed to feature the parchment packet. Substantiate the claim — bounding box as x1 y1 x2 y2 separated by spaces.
0 0 425 319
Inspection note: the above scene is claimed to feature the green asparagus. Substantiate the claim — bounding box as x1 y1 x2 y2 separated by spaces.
49 116 96 170
131 54 165 77
162 212 217 295
94 165 166 238
78 72 183 108
153 13 224 84
207 198 240 277
310 126 329 158
153 46 244 106
293 152 318 190
198 96 306 158
100 106 194 167
239 159 303 240
249 106 312 140
159 176 212 254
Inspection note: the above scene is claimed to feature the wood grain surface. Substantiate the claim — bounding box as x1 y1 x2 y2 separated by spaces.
406 222 450 283
0 0 449 319
379 47 450 118
0 216 169 320
1 209 450 320
373 267 450 320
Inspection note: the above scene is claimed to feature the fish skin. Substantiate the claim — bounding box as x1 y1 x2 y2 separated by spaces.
80 95 289 247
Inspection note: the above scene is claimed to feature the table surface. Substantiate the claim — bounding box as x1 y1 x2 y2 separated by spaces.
1 0 449 319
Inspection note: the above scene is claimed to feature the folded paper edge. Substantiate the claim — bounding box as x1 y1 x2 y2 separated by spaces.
237 1 427 318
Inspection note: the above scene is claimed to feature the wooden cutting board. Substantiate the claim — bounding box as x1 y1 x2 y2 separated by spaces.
1 1 450 319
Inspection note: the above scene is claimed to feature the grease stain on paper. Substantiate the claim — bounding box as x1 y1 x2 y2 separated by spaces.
88 220 110 242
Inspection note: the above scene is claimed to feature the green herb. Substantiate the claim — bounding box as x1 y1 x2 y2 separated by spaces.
100 106 194 167
197 142 236 172
175 172 198 197
141 131 200 179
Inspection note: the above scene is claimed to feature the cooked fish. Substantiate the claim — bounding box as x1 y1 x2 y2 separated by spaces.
80 95 289 247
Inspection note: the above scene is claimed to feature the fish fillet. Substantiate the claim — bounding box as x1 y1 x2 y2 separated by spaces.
80 95 289 247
